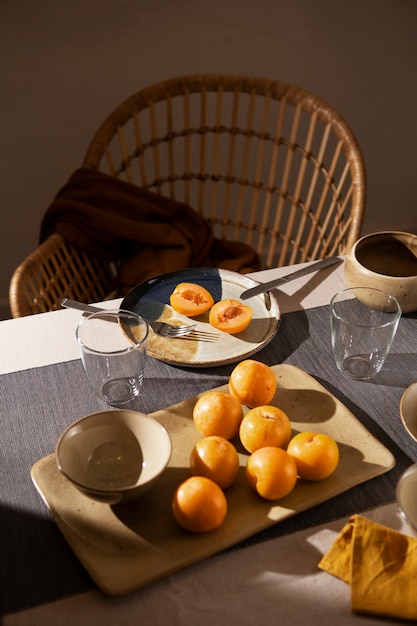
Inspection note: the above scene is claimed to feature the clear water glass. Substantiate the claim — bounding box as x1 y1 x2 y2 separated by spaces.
76 309 148 406
330 287 401 380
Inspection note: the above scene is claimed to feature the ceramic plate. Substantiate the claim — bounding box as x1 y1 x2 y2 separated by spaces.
121 268 280 367
396 463 417 530
400 382 417 443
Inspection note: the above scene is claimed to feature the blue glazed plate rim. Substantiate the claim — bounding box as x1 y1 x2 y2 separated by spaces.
121 268 280 368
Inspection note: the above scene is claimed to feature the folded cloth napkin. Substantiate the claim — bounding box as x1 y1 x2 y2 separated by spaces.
40 168 260 294
318 514 417 621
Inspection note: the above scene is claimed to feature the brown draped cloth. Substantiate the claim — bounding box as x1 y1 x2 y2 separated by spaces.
40 168 260 295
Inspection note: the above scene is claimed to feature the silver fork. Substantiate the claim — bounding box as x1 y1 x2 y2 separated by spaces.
60 298 197 338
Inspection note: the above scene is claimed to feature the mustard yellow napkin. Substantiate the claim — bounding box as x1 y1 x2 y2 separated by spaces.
318 514 417 621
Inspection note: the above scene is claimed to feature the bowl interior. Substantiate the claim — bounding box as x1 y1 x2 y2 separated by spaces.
354 232 417 277
56 410 171 494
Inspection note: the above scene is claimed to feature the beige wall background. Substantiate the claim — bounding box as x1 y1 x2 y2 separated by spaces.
2 0 416 318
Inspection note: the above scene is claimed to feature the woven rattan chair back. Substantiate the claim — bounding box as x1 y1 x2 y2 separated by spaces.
9 74 366 318
9 233 117 317
83 74 366 269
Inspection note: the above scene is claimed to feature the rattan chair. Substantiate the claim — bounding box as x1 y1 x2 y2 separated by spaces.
10 74 365 317
83 74 366 266
9 233 118 317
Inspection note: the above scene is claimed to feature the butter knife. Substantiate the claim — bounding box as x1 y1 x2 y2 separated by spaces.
240 256 342 300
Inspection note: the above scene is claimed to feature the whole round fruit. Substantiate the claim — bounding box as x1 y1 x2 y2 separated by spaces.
287 432 339 481
192 390 244 439
190 436 240 489
239 405 292 453
245 446 298 500
229 359 277 408
172 476 227 532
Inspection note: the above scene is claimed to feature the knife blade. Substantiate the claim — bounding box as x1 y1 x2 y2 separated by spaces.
240 256 342 300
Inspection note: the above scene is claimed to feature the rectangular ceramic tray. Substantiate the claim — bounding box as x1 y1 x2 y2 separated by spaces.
31 364 395 596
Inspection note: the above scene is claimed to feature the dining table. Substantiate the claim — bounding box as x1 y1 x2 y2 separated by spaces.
2 257 417 626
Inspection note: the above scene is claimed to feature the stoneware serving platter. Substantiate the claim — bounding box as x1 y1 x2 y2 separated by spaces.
120 267 280 367
31 364 395 596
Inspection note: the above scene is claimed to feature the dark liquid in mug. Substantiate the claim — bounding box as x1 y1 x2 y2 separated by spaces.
356 237 417 277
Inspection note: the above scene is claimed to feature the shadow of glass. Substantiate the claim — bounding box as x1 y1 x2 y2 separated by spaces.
367 351 417 388
134 376 228 414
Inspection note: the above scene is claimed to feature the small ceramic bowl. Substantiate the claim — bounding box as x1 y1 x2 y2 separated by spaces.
344 231 417 313
56 410 172 504
400 382 417 444
396 463 417 532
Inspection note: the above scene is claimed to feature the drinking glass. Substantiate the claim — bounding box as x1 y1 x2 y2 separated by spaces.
76 310 148 406
330 287 401 380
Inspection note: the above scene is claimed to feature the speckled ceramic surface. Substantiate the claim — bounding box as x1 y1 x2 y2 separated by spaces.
121 268 280 367
31 364 395 596
400 381 417 443
55 410 172 504
344 231 417 313
396 463 417 531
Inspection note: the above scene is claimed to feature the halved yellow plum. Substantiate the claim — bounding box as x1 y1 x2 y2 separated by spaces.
209 299 252 334
169 282 214 317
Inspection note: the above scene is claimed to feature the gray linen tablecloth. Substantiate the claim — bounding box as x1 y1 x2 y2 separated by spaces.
2 305 417 616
